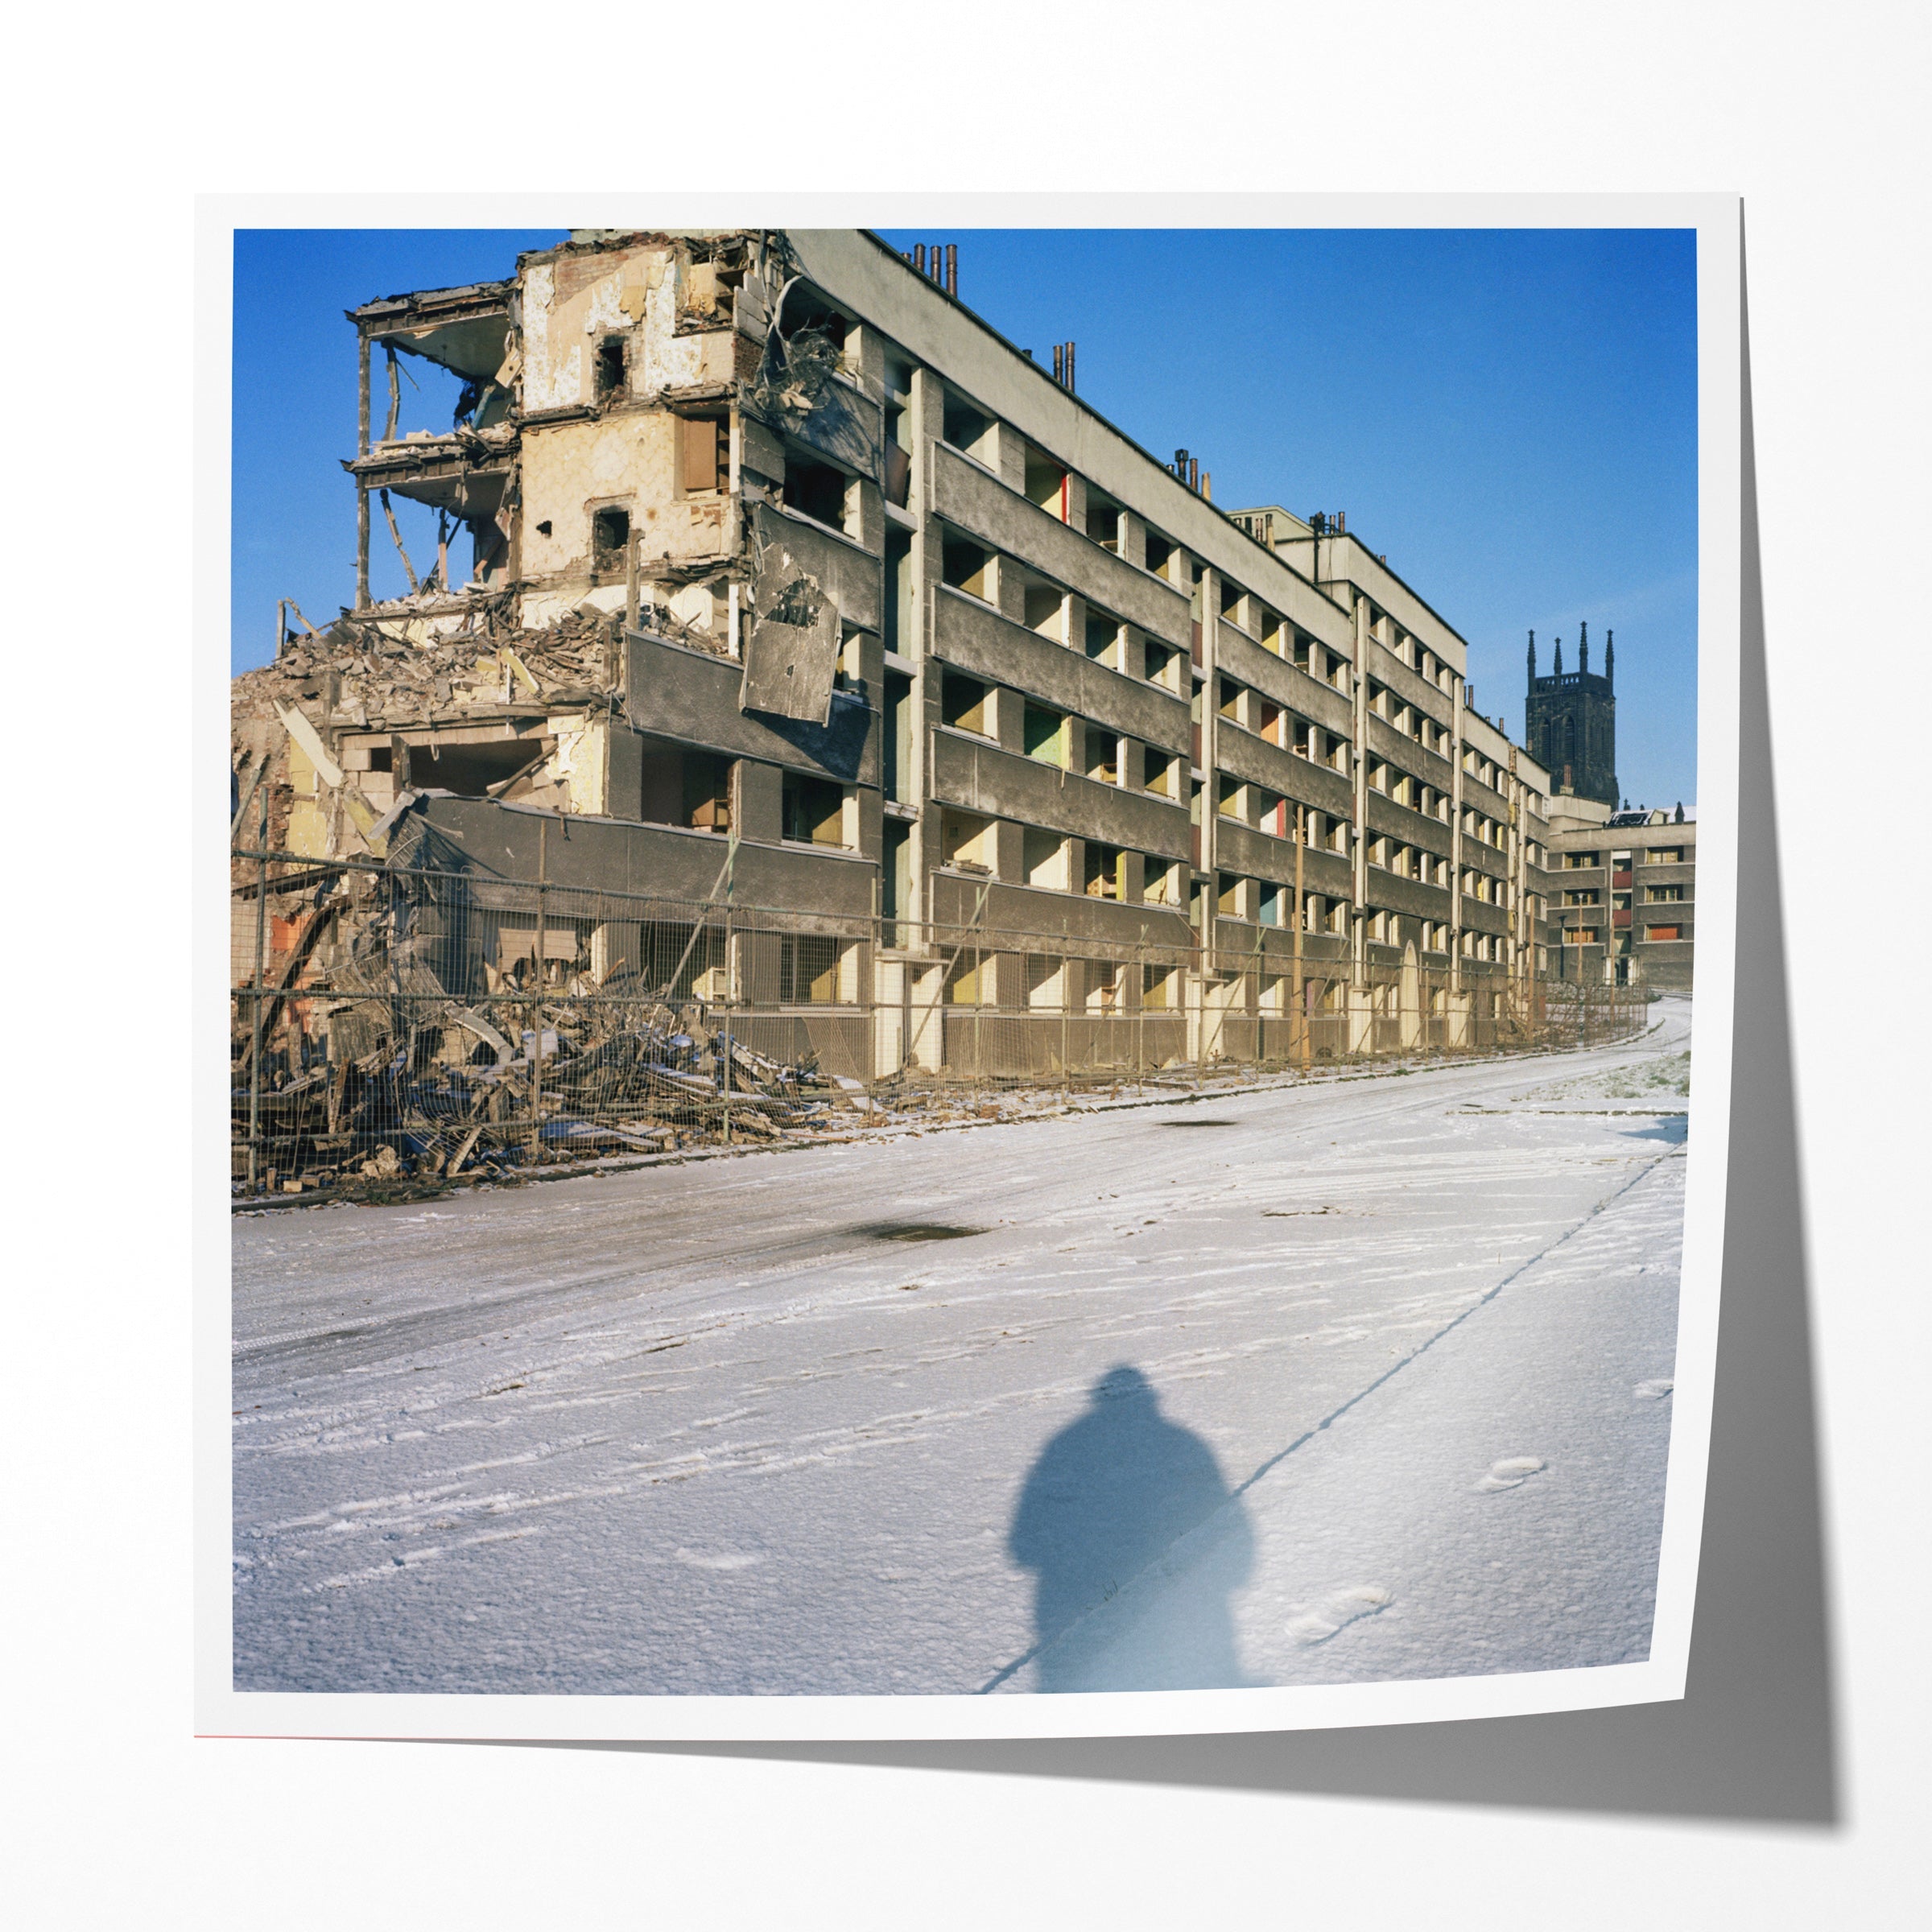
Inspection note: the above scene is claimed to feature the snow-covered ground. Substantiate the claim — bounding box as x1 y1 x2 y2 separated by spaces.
232 998 1691 1696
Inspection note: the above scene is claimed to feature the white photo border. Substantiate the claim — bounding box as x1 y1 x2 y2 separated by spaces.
196 191 1740 1744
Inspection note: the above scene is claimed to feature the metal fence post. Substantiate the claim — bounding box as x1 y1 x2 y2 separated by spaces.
246 780 269 1195
530 819 546 1166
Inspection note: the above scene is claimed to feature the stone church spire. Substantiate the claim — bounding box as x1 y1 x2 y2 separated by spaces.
1579 619 1589 676
1526 629 1536 689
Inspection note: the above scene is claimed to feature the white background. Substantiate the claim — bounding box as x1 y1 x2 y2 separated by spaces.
10 3 1926 1924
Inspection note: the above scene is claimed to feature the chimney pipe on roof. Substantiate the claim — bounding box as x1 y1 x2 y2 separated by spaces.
1188 457 1199 492
913 244 926 274
945 244 957 295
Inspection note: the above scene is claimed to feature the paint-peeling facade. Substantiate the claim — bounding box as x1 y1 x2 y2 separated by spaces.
235 227 1592 1071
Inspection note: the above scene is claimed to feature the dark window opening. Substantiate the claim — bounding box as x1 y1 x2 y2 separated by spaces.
783 454 848 528
1143 531 1174 577
638 747 732 832
942 671 989 736
592 506 630 568
884 671 913 801
882 819 912 942
941 536 991 600
1022 703 1065 765
782 772 845 846
595 336 626 399
884 532 913 653
395 736 550 799
943 393 992 456
779 934 843 1005
884 405 912 506
1084 842 1122 901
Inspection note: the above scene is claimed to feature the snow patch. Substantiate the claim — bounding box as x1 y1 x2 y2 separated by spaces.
673 1547 763 1571
1476 1455 1546 1492
1287 1584 1393 1646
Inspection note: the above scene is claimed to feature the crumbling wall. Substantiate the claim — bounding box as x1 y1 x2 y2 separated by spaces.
518 411 729 594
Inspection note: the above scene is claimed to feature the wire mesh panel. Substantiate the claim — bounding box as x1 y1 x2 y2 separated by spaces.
230 838 1659 1202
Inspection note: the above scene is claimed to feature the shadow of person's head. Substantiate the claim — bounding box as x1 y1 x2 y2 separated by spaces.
1007 1363 1253 1692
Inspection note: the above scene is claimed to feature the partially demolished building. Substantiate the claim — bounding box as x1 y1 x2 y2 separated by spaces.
233 228 1619 1191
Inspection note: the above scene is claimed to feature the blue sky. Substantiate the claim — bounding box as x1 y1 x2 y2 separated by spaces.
233 225 1697 807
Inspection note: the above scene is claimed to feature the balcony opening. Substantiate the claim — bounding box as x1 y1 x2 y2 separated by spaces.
779 934 844 1005
782 772 846 847
1145 640 1183 691
1023 702 1066 766
941 807 994 873
1084 841 1122 901
1086 493 1121 551
1023 826 1067 890
1024 581 1064 639
942 392 993 460
1024 445 1067 518
941 536 992 601
1084 613 1120 667
783 453 848 530
942 671 990 737
638 746 732 833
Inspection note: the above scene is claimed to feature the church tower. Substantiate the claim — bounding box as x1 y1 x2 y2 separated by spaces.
1525 620 1620 807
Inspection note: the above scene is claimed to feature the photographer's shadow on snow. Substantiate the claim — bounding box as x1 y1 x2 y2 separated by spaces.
1007 1365 1255 1692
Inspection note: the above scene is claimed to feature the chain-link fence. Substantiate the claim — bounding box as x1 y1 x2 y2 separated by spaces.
231 833 1653 1203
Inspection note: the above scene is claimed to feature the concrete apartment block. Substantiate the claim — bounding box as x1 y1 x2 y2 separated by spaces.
241 227 1683 1068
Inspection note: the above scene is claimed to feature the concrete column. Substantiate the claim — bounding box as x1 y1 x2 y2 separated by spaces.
907 365 947 941
1399 945 1421 1047
991 819 1025 884
1347 984 1374 1055
1448 672 1466 993
1062 470 1088 535
735 759 782 844
1351 589 1368 989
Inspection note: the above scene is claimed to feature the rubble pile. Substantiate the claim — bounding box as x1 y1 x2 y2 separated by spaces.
231 592 617 745
233 968 854 1202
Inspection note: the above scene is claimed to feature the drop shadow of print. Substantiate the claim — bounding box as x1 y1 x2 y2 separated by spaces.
997 1365 1256 1694
552 215 1839 1825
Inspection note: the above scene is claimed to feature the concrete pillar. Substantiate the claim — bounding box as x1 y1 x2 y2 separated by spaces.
905 960 947 1071
1399 945 1421 1047
735 759 782 844
1347 985 1374 1056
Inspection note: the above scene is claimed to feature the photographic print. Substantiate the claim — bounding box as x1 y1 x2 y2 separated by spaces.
207 204 1737 1736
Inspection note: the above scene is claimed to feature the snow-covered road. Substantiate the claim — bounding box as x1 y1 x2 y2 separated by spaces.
233 1000 1691 1696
